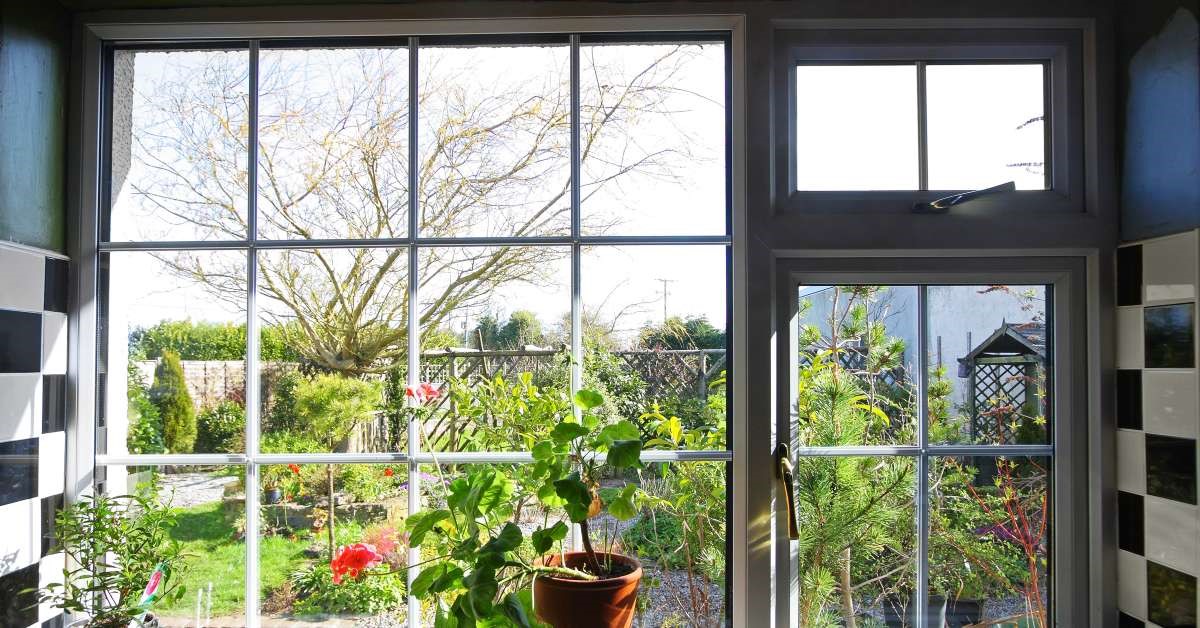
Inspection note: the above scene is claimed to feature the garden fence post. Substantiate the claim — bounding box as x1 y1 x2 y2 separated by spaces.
449 355 459 453
697 352 708 400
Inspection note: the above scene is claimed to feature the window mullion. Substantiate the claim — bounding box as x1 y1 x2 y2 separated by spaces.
568 32 584 553
915 284 930 628
244 38 263 628
406 35 423 628
916 61 929 191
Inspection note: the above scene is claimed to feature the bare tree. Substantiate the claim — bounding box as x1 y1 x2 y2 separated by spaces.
116 44 716 374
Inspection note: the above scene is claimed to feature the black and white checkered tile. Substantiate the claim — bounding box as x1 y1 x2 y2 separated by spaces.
1116 229 1200 628
0 243 69 628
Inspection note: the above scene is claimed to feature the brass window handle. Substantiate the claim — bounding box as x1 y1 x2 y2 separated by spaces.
775 442 800 540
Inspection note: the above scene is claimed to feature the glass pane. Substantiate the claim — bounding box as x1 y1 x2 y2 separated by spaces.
101 251 247 456
927 285 1050 445
793 455 917 625
257 248 406 454
795 65 918 191
257 47 410 240
417 245 571 452
581 245 728 449
795 285 919 446
418 43 571 238
927 64 1047 191
108 49 249 242
930 456 1051 627
258 464 409 623
99 465 246 626
580 41 726 236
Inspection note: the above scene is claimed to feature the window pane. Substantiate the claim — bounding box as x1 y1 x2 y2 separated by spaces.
793 455 917 624
417 246 570 451
930 456 1050 626
927 64 1047 190
580 42 726 236
100 465 246 626
257 248 406 453
108 49 249 242
258 464 409 623
101 251 247 456
257 47 410 240
795 285 919 446
795 65 918 191
418 43 571 238
581 245 727 449
926 285 1050 445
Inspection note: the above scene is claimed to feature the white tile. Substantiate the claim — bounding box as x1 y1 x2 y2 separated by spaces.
1144 231 1198 303
1119 549 1149 618
0 374 40 442
1145 495 1200 576
41 312 67 375
1144 370 1200 439
38 552 64 623
0 248 44 312
38 431 65 498
0 499 39 577
1118 429 1147 494
1119 307 1146 369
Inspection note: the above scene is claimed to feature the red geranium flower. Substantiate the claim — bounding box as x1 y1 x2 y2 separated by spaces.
384 467 394 477
288 463 300 475
330 543 383 584
405 382 443 405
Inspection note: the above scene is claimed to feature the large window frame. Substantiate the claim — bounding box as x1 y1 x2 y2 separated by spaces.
69 15 749 628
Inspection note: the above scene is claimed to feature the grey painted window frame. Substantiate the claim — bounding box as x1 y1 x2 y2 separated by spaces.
774 25 1087 214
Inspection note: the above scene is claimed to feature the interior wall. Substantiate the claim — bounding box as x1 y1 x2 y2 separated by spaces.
1118 0 1200 241
0 1 70 253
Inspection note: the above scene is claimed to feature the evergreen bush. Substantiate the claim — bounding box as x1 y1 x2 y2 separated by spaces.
126 363 165 454
196 400 246 453
151 351 197 453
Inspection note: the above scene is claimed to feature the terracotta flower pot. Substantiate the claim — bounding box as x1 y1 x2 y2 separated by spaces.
534 552 642 628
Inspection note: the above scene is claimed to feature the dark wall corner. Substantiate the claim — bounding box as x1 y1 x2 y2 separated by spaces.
0 1 70 253
1118 0 1200 241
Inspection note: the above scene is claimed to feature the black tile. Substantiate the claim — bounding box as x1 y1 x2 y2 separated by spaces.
1146 303 1196 369
0 309 42 373
43 257 68 313
1118 369 1143 430
1119 490 1145 555
1119 245 1144 306
0 563 39 627
1146 434 1198 504
1119 611 1145 628
41 374 65 434
1149 560 1198 628
0 437 38 507
41 493 63 557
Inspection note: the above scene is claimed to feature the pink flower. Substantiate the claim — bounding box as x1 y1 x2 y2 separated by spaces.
405 382 443 405
330 543 383 584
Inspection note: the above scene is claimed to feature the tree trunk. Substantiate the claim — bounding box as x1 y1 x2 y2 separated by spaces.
840 546 857 628
578 519 602 575
327 463 336 561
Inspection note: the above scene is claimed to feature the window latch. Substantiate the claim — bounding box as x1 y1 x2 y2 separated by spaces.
912 180 1015 214
775 442 800 540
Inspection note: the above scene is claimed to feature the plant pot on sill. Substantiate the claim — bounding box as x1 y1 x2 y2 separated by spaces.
879 595 982 627
264 487 283 504
533 552 642 628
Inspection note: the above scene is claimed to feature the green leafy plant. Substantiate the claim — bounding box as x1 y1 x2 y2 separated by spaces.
150 350 197 454
38 492 187 628
290 561 405 616
195 400 245 454
126 363 165 455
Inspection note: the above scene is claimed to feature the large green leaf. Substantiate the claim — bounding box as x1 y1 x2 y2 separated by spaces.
608 485 639 520
464 566 498 617
500 591 535 628
553 474 592 523
550 422 588 445
531 440 555 461
573 389 604 410
482 522 523 554
606 439 642 469
596 420 640 447
407 509 452 547
530 521 569 554
411 562 463 598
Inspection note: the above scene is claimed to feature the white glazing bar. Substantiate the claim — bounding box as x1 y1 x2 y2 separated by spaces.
96 448 735 467
406 36 422 628
96 233 731 252
244 39 262 628
568 33 584 553
915 285 929 628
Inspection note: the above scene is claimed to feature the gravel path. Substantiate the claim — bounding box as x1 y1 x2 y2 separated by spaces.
157 472 238 508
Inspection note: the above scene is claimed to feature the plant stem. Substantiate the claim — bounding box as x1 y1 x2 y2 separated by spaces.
529 565 599 581
578 518 602 575
839 546 857 628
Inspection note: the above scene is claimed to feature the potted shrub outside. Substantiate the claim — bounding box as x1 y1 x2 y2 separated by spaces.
37 491 186 628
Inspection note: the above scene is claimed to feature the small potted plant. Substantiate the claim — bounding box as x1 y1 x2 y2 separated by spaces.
37 491 187 628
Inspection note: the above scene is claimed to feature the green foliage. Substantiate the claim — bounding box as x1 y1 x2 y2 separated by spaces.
129 319 301 362
448 372 571 453
474 310 546 349
150 351 197 454
126 363 165 455
290 561 405 616
265 369 304 434
293 373 382 445
195 400 245 454
38 492 187 628
639 315 725 350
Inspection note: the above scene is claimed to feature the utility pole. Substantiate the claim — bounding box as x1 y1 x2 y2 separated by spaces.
657 278 676 322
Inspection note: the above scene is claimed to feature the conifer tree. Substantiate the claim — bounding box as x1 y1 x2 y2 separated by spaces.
150 350 197 453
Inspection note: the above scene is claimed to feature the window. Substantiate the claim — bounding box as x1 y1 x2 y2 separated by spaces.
96 33 731 626
774 25 1087 213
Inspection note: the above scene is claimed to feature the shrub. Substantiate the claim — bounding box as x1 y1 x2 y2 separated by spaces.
126 363 165 454
289 561 404 616
150 351 197 454
196 400 246 453
622 509 686 568
293 374 383 446
129 319 302 362
265 370 303 434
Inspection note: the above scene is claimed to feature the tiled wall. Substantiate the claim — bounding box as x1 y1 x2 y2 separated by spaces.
1116 229 1200 628
0 243 69 628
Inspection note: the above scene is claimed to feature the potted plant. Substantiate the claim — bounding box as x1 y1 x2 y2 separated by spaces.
37 491 187 628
